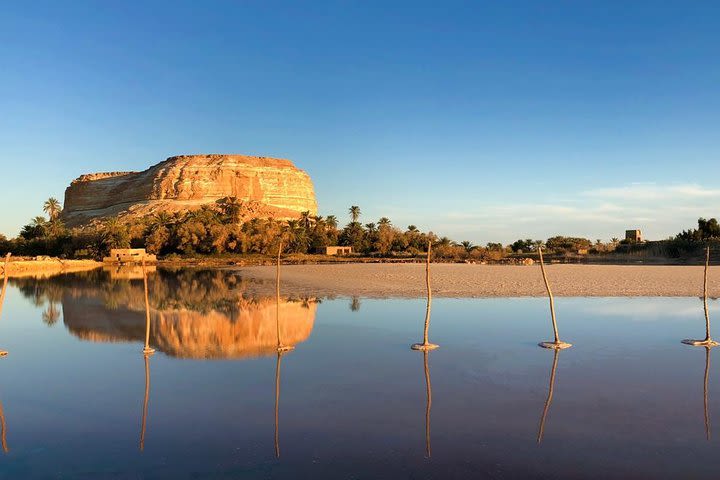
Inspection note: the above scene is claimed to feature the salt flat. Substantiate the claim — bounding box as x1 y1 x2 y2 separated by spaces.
233 263 717 298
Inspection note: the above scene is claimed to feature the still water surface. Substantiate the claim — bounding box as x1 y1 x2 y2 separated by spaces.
0 268 719 479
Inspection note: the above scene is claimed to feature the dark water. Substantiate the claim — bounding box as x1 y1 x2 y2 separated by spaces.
0 268 719 479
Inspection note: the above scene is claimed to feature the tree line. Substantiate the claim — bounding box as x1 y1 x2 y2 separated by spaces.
3 198 718 261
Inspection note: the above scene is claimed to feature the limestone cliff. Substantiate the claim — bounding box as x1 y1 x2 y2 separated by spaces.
62 154 317 226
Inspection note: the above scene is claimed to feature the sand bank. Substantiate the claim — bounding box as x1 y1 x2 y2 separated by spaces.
231 263 717 298
2 258 101 278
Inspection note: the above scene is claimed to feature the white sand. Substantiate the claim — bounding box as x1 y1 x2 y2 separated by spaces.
232 263 717 298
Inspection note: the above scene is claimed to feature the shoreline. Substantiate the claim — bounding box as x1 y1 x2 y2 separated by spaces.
2 258 102 278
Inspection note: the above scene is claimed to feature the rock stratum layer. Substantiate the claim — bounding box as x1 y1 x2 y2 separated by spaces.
62 154 317 226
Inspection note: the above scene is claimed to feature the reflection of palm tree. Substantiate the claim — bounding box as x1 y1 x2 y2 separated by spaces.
537 348 560 444
683 247 718 347
412 242 438 351
538 247 571 350
42 302 60 326
350 297 361 312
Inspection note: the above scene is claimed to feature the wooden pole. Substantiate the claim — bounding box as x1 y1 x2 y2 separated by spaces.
538 247 559 343
276 241 281 349
0 254 12 357
422 241 432 345
0 254 11 322
537 348 559 444
412 242 438 351
704 246 711 342
538 247 571 349
682 246 718 347
142 257 155 355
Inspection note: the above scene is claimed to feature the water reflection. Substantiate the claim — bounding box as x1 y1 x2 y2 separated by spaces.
420 350 433 457
139 353 151 451
13 269 317 359
537 348 561 444
0 400 7 454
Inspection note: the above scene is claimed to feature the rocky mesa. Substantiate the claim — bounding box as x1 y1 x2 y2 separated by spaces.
62 154 318 226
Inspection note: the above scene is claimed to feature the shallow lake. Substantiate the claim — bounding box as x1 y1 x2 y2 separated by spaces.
0 268 719 479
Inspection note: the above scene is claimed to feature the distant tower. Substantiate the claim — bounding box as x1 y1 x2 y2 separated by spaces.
625 229 643 243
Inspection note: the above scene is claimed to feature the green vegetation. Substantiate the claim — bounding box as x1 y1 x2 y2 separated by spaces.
3 198 717 263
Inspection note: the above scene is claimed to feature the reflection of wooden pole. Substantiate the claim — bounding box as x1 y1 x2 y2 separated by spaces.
274 352 282 458
142 257 155 355
423 350 432 457
538 248 571 349
139 354 151 451
0 254 11 357
412 242 438 351
537 348 559 444
0 401 8 453
704 346 711 441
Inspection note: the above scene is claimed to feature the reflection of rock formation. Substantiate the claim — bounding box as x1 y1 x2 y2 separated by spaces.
62 296 316 359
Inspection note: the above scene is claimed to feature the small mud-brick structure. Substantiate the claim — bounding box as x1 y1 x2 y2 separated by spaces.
103 248 157 265
317 246 353 256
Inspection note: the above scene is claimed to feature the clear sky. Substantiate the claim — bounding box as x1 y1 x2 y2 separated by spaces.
1 1 718 243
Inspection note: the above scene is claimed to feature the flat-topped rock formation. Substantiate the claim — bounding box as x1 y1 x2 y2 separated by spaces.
62 154 317 226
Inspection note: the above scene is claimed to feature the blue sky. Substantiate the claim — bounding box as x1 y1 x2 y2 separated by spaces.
1 1 718 243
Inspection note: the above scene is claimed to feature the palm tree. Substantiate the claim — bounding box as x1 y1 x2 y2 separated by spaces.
299 211 313 230
461 241 475 253
437 237 452 248
365 223 377 234
325 215 338 230
349 206 361 223
31 216 47 228
378 217 392 227
43 198 61 221
407 225 418 232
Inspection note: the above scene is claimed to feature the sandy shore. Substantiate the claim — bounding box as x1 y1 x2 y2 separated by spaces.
231 263 718 298
2 258 101 278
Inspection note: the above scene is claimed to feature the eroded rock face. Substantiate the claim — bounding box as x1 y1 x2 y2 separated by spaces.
62 154 317 226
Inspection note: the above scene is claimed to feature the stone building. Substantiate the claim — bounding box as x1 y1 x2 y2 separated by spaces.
625 229 643 243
